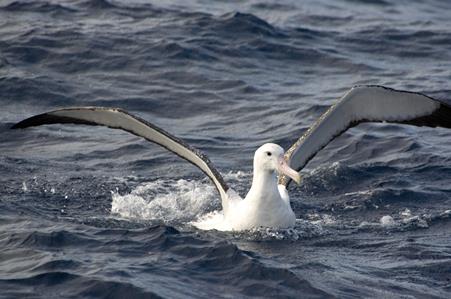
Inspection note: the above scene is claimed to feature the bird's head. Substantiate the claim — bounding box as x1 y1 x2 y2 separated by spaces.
254 143 301 184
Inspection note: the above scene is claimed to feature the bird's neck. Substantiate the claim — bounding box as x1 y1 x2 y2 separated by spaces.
246 168 280 203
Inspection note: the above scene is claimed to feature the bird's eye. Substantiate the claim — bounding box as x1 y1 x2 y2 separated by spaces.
266 152 272 156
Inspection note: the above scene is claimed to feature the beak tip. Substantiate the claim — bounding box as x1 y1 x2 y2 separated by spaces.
294 174 302 185
278 158 302 185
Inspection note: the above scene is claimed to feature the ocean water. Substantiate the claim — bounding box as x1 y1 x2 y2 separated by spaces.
1 0 451 298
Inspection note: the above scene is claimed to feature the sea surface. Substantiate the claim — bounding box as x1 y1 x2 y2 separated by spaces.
1 0 451 298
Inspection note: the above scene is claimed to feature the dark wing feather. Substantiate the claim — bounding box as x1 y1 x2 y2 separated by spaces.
280 85 451 186
12 107 230 211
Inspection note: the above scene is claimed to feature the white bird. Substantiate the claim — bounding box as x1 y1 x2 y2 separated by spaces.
209 143 299 231
12 85 451 231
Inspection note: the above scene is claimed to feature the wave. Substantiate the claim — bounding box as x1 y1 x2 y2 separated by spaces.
0 223 332 298
1 0 451 297
1 1 77 14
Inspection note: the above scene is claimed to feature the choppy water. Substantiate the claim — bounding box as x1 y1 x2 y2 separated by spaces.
1 0 451 298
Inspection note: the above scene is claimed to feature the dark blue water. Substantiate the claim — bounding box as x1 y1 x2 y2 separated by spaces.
1 0 451 298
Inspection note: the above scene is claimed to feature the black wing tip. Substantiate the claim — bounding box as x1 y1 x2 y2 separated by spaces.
11 123 21 129
403 103 451 129
11 112 101 130
11 113 49 129
10 107 127 130
352 84 451 107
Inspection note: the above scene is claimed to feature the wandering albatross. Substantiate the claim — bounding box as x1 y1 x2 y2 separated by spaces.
11 85 451 231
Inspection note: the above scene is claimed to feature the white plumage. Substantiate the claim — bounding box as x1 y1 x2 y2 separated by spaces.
194 144 298 231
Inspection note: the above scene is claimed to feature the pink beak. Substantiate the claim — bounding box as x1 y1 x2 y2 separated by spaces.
277 157 301 185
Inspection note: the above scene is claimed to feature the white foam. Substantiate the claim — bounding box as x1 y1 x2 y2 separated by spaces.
358 212 431 230
400 208 412 218
401 215 429 228
190 188 244 231
307 213 337 226
111 178 219 223
190 210 228 231
223 170 251 181
380 215 395 227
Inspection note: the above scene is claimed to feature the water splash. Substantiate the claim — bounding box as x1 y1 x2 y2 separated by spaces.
109 172 327 239
22 181 28 192
235 219 327 241
111 178 219 223
358 209 431 231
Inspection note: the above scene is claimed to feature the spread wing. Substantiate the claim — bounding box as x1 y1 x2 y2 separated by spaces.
279 85 451 186
12 107 230 211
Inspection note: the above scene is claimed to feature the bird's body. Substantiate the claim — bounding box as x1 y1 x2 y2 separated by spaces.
11 85 451 231
228 144 297 230
227 185 295 230
193 144 297 231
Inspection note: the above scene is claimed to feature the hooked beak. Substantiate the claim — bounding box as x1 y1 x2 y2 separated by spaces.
277 157 301 185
